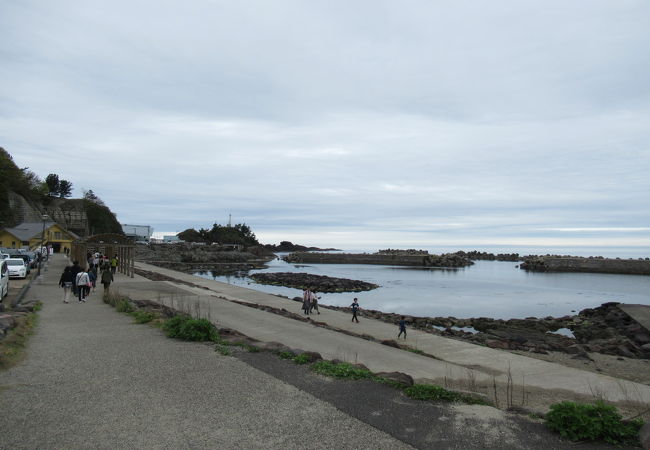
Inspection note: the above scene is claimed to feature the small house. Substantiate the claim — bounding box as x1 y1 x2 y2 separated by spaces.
0 222 80 254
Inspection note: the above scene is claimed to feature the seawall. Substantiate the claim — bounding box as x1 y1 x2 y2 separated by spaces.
283 252 473 267
521 257 650 275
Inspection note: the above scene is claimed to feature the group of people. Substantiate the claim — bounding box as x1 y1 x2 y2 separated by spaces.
58 253 117 303
300 294 407 338
301 288 321 315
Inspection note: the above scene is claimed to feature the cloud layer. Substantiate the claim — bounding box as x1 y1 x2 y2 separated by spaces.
1 1 649 250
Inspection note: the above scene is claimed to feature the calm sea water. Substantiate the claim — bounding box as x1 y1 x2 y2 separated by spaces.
193 251 650 320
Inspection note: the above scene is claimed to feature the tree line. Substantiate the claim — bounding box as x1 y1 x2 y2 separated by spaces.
178 223 259 246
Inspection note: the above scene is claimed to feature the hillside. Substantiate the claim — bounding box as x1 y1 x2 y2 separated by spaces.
0 147 122 236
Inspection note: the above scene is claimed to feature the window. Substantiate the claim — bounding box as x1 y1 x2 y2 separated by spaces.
54 232 62 239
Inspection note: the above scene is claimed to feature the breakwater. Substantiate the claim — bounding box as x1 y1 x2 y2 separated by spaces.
282 251 473 267
520 256 650 275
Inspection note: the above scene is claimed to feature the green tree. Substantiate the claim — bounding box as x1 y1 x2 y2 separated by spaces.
58 180 73 198
45 174 60 196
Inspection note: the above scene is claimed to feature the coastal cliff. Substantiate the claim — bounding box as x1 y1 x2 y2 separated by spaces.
283 251 473 268
520 256 650 276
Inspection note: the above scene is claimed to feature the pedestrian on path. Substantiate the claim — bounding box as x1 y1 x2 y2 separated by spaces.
310 290 320 315
70 260 82 296
75 268 90 303
110 254 119 275
302 288 311 315
101 266 114 298
88 266 97 292
398 316 407 339
351 298 360 323
58 265 74 303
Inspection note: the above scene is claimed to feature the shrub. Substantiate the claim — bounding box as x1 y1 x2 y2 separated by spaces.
163 315 217 341
116 299 135 313
132 311 156 324
545 401 643 445
311 361 374 380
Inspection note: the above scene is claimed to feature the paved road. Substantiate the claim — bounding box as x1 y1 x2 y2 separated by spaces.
0 255 409 449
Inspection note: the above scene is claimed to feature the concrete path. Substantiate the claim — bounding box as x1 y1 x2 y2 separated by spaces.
0 255 409 449
129 262 650 406
619 304 650 333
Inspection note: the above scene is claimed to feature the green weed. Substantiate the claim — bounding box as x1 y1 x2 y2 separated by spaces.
545 400 643 446
293 353 311 365
404 384 490 406
215 345 232 356
163 315 218 341
310 360 375 380
278 350 294 359
116 299 135 313
131 310 156 324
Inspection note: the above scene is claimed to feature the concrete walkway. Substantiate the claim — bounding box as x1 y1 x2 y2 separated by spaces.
0 255 408 449
128 261 650 406
619 304 650 333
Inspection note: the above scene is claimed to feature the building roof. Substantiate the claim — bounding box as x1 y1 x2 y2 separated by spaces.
3 222 80 241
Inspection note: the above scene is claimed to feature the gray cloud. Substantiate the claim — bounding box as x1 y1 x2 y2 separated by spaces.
1 1 649 251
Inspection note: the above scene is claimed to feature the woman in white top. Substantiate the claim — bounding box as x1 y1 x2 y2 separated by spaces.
75 269 90 303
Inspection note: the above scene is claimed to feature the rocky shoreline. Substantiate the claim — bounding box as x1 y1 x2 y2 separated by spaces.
249 272 378 293
319 301 650 360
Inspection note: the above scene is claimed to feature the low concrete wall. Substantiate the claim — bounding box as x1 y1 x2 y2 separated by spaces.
283 252 472 267
522 257 650 275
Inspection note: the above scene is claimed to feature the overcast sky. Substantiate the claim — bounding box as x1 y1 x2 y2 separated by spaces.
1 1 649 252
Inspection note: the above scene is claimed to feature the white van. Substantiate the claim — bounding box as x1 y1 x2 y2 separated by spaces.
0 260 8 299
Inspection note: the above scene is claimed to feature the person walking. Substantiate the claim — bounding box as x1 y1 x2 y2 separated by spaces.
101 265 114 298
351 298 360 323
398 316 407 339
310 290 320 315
75 268 90 303
59 266 74 303
302 288 311 315
110 254 119 275
88 266 97 292
70 260 82 297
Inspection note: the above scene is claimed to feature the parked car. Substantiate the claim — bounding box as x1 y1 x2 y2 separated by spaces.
8 253 31 274
0 253 9 260
0 260 8 299
6 258 27 279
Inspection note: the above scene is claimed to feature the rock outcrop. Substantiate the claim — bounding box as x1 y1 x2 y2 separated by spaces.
250 272 378 293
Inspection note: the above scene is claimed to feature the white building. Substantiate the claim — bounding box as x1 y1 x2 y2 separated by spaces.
121 224 153 242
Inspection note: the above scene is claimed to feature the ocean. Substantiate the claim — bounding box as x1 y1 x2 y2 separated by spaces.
192 247 650 320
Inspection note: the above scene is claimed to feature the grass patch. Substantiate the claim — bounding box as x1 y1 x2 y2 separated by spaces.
278 350 294 360
162 315 218 341
404 384 490 405
0 310 39 371
545 400 643 446
215 345 232 356
293 353 311 365
131 310 156 324
116 299 135 313
311 360 375 380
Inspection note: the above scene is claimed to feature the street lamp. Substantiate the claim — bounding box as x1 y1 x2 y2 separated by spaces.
37 213 49 279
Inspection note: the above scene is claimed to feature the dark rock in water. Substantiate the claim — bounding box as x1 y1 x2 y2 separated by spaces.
376 371 414 387
250 272 378 293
